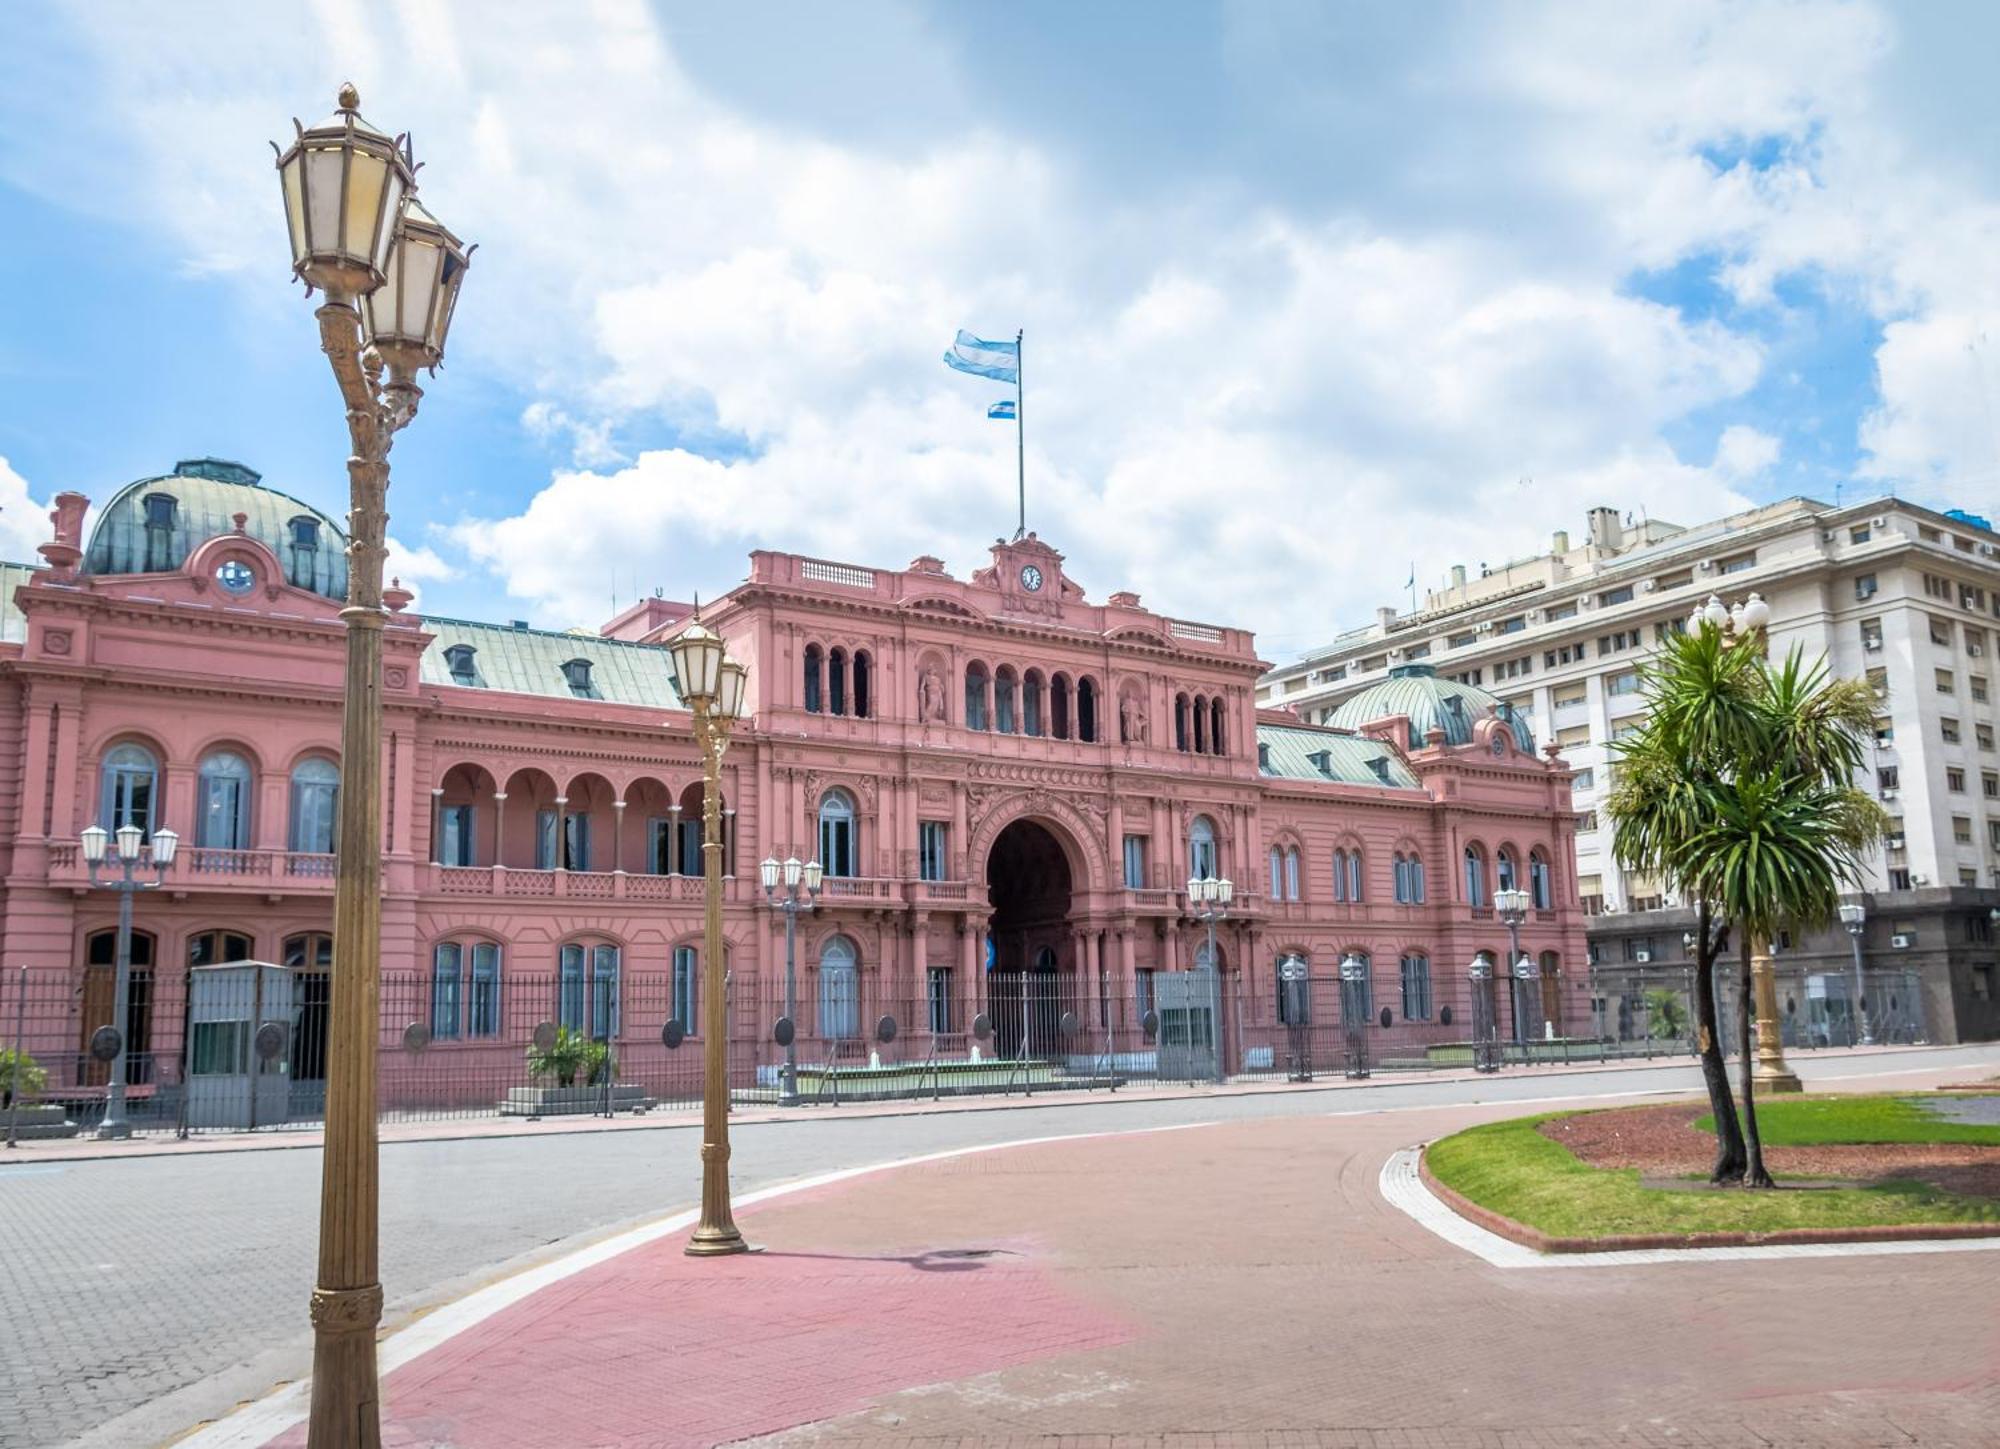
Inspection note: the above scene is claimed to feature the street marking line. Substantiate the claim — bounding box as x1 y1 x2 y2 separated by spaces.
174 1119 1218 1449
1380 1146 2000 1269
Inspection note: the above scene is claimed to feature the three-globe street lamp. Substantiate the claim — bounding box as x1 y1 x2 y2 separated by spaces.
670 619 752 1256
1186 873 1233 972
79 822 178 1138
1494 885 1539 1044
1687 590 1802 1092
274 83 471 1447
1838 901 1872 1047
760 855 824 1105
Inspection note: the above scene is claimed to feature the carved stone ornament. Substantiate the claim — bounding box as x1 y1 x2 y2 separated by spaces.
42 629 72 656
918 665 948 723
384 666 408 688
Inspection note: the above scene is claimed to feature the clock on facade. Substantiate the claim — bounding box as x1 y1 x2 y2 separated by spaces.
1020 564 1043 592
216 559 256 595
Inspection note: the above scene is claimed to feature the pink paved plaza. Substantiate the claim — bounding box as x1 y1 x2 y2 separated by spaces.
234 1065 2000 1449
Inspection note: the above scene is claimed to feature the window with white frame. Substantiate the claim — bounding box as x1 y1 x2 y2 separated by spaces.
559 942 619 1038
439 803 475 866
1529 850 1552 910
432 942 463 1038
1332 848 1350 902
819 935 860 1039
468 943 500 1037
1345 848 1363 902
819 789 858 877
1122 834 1147 889
672 944 698 1029
1399 953 1433 1021
1464 845 1487 906
1188 815 1218 879
918 820 948 882
1285 846 1301 901
1269 846 1283 897
288 757 339 854
197 750 253 850
100 742 159 838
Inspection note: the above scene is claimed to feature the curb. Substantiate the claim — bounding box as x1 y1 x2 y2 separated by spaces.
1415 1147 2000 1254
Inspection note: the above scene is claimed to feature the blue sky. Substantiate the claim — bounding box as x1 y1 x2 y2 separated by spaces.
2 1 1998 660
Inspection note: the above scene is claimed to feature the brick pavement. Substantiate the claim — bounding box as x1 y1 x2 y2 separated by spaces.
232 1067 2000 1449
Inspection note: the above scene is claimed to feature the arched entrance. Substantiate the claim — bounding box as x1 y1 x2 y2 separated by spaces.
985 818 1074 1056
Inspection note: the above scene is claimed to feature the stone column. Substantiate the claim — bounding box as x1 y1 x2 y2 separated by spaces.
612 799 626 872
491 792 507 872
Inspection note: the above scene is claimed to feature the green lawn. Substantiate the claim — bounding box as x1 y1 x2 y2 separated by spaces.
1424 1112 2000 1240
1693 1094 2000 1147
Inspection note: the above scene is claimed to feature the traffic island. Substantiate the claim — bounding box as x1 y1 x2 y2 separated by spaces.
1421 1092 2000 1252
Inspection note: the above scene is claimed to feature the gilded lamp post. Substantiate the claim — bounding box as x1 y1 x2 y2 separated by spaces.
274 84 471 1446
1691 591 1802 1094
669 619 752 1255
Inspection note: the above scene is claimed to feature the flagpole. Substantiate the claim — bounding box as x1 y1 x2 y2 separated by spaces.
1015 329 1025 540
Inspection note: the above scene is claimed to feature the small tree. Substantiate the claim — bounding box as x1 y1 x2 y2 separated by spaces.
526 1027 593 1089
1643 989 1689 1043
1 1048 47 1109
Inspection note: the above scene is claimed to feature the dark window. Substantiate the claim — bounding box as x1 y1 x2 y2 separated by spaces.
445 645 479 686
142 493 177 571
803 645 823 713
561 659 596 698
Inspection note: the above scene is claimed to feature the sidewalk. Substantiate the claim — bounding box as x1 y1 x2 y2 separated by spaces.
2 1040 1944 1164
189 1055 2000 1449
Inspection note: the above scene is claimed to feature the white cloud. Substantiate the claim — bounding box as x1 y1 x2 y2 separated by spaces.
0 456 52 564
9 1 2000 654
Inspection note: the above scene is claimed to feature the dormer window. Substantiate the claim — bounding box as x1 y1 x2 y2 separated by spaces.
289 516 321 587
444 645 480 687
562 658 597 698
142 492 177 571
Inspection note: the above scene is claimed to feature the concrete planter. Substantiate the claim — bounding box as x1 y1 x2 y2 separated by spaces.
500 1083 652 1117
3 1103 80 1139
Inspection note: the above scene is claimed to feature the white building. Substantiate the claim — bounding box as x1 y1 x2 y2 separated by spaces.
1260 496 2000 915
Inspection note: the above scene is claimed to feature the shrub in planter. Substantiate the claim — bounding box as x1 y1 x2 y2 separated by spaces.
584 1040 618 1087
526 1027 594 1088
1 1048 47 1109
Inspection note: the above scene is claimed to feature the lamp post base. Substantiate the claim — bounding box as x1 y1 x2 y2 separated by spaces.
684 1225 753 1257
94 1120 132 1141
1752 1060 1804 1094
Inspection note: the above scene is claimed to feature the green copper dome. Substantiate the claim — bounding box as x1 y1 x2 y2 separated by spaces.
1328 663 1535 753
83 459 348 601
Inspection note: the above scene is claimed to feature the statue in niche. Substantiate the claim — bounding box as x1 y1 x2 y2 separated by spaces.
918 666 947 723
1119 693 1149 745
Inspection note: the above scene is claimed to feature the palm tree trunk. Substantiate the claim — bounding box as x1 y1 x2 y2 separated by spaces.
1736 935 1774 1188
1693 906 1743 1183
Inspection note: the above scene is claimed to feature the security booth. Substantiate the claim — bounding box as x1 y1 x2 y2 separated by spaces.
185 962 294 1129
1277 953 1313 1081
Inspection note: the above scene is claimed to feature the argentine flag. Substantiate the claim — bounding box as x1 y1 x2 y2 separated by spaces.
943 329 1019 384
988 399 1016 420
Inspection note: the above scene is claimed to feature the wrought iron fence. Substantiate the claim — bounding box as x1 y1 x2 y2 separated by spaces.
0 957 1934 1141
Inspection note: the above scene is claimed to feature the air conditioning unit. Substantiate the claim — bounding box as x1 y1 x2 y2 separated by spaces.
1887 833 1907 849
1980 544 2000 560
1698 560 1715 571
1856 580 1878 599
1891 933 1914 948
1970 643 1985 657
1633 949 1652 963
1872 516 1889 530
1864 637 1883 651
1881 788 1898 800
1639 579 1656 593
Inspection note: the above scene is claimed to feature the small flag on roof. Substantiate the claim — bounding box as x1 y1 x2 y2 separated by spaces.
988 399 1016 420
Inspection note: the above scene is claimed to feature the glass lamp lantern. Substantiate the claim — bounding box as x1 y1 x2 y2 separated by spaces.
1838 902 1865 930
1186 875 1205 903
803 859 824 894
115 823 144 861
717 660 749 721
274 84 413 299
668 622 725 708
80 824 108 864
760 857 780 892
783 856 803 889
362 197 472 374
151 828 180 867
1216 877 1234 906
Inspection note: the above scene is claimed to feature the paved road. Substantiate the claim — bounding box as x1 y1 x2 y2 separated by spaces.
4 1043 1996 1449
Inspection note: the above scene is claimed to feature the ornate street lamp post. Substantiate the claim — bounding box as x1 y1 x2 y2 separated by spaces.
80 822 178 1138
1838 901 1871 1046
1689 592 1802 1093
1186 873 1232 972
1466 952 1500 1072
670 620 751 1255
760 854 823 1105
1494 885 1536 1043
275 83 470 1447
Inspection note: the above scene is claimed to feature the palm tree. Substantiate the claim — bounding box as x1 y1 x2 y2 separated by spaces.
1611 623 1884 1186
1607 626 1757 1182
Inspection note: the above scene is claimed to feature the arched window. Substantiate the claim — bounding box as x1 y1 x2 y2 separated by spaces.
1496 849 1518 895
82 927 156 1086
1022 670 1044 736
1399 953 1434 1020
432 942 463 1039
431 941 501 1039
559 941 619 1038
1189 814 1218 879
1409 854 1426 902
1193 694 1209 754
965 664 990 731
819 789 857 878
1529 850 1553 910
1051 674 1072 739
995 666 1018 733
1285 846 1301 901
188 930 252 967
1346 849 1364 902
1332 848 1350 903
1394 852 1427 904
829 647 848 716
818 935 859 1040
100 742 159 838
803 644 823 713
852 650 872 718
1464 844 1487 907
1175 694 1191 752
1077 677 1098 743
672 944 699 1029
196 750 253 850
1269 845 1283 897
1211 697 1226 757
289 757 340 854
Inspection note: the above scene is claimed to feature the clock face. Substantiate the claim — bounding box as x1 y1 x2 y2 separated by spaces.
216 560 256 595
1020 564 1043 592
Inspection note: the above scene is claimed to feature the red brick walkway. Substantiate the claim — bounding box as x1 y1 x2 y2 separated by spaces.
259 1074 2000 1448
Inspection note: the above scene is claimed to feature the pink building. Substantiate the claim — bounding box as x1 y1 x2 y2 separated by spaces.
0 460 1585 1117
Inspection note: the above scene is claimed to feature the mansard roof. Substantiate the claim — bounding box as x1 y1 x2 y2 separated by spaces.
82 459 348 601
418 616 685 709
1256 722 1421 790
